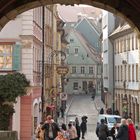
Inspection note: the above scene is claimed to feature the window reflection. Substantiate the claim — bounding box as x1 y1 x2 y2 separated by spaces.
0 45 13 69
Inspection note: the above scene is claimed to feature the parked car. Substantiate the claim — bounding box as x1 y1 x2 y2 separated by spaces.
97 114 121 135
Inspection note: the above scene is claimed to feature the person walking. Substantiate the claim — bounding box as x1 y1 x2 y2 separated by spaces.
99 108 104 114
60 106 65 118
110 123 118 140
61 123 69 140
75 117 80 140
35 122 44 140
127 119 136 140
96 119 109 140
42 115 60 140
80 117 87 139
67 123 77 140
116 119 129 140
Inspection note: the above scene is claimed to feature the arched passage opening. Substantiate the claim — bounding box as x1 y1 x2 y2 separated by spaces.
0 0 139 34
0 1 140 140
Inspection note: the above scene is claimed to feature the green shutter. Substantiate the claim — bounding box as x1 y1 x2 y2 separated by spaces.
12 44 21 71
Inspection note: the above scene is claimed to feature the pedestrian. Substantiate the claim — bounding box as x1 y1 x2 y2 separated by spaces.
127 118 136 140
55 132 67 140
61 123 69 139
75 117 80 140
42 115 60 140
60 106 65 118
99 108 104 114
80 117 87 139
96 119 109 140
116 119 129 140
128 113 132 119
67 123 77 140
114 110 120 115
110 123 118 140
35 122 44 140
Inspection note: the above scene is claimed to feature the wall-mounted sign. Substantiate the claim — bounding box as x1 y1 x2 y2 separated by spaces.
56 65 69 75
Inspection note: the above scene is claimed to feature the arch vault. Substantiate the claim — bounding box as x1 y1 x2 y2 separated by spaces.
0 0 139 33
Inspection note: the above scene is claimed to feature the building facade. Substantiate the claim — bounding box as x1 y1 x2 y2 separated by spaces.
0 5 60 139
110 24 140 124
102 10 115 107
64 20 102 95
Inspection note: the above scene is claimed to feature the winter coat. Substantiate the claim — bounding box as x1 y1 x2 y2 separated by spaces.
75 124 80 138
96 123 109 139
128 124 136 140
35 125 44 140
42 122 60 139
67 126 77 139
80 121 87 133
116 124 128 140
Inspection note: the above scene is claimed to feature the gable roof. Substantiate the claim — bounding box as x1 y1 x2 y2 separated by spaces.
75 17 100 35
68 29 101 63
74 18 101 51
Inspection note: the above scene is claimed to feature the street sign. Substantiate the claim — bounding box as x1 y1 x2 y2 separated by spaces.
60 92 67 100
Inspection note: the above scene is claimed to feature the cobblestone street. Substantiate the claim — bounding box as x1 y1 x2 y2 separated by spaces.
66 94 99 140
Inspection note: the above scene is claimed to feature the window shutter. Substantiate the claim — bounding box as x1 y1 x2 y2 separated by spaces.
12 44 21 71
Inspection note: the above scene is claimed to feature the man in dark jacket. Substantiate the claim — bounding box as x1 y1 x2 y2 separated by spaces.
96 119 109 140
116 119 129 140
42 115 60 140
80 117 87 139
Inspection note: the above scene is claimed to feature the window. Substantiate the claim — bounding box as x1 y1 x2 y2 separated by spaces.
70 39 74 43
81 66 85 74
67 48 69 54
73 82 78 90
124 38 126 52
120 39 122 53
132 64 134 81
132 35 134 50
127 37 130 51
72 66 76 74
114 41 116 54
118 65 120 81
89 67 93 74
0 44 13 69
124 65 126 81
121 65 123 81
75 48 78 54
104 64 108 79
136 35 138 49
115 66 117 81
136 64 138 82
128 65 131 81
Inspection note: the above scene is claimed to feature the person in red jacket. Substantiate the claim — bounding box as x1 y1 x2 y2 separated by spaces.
127 118 136 140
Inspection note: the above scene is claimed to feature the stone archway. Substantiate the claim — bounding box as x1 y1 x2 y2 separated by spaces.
0 0 140 33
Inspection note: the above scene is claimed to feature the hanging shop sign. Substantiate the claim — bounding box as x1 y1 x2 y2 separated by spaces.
56 65 69 75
